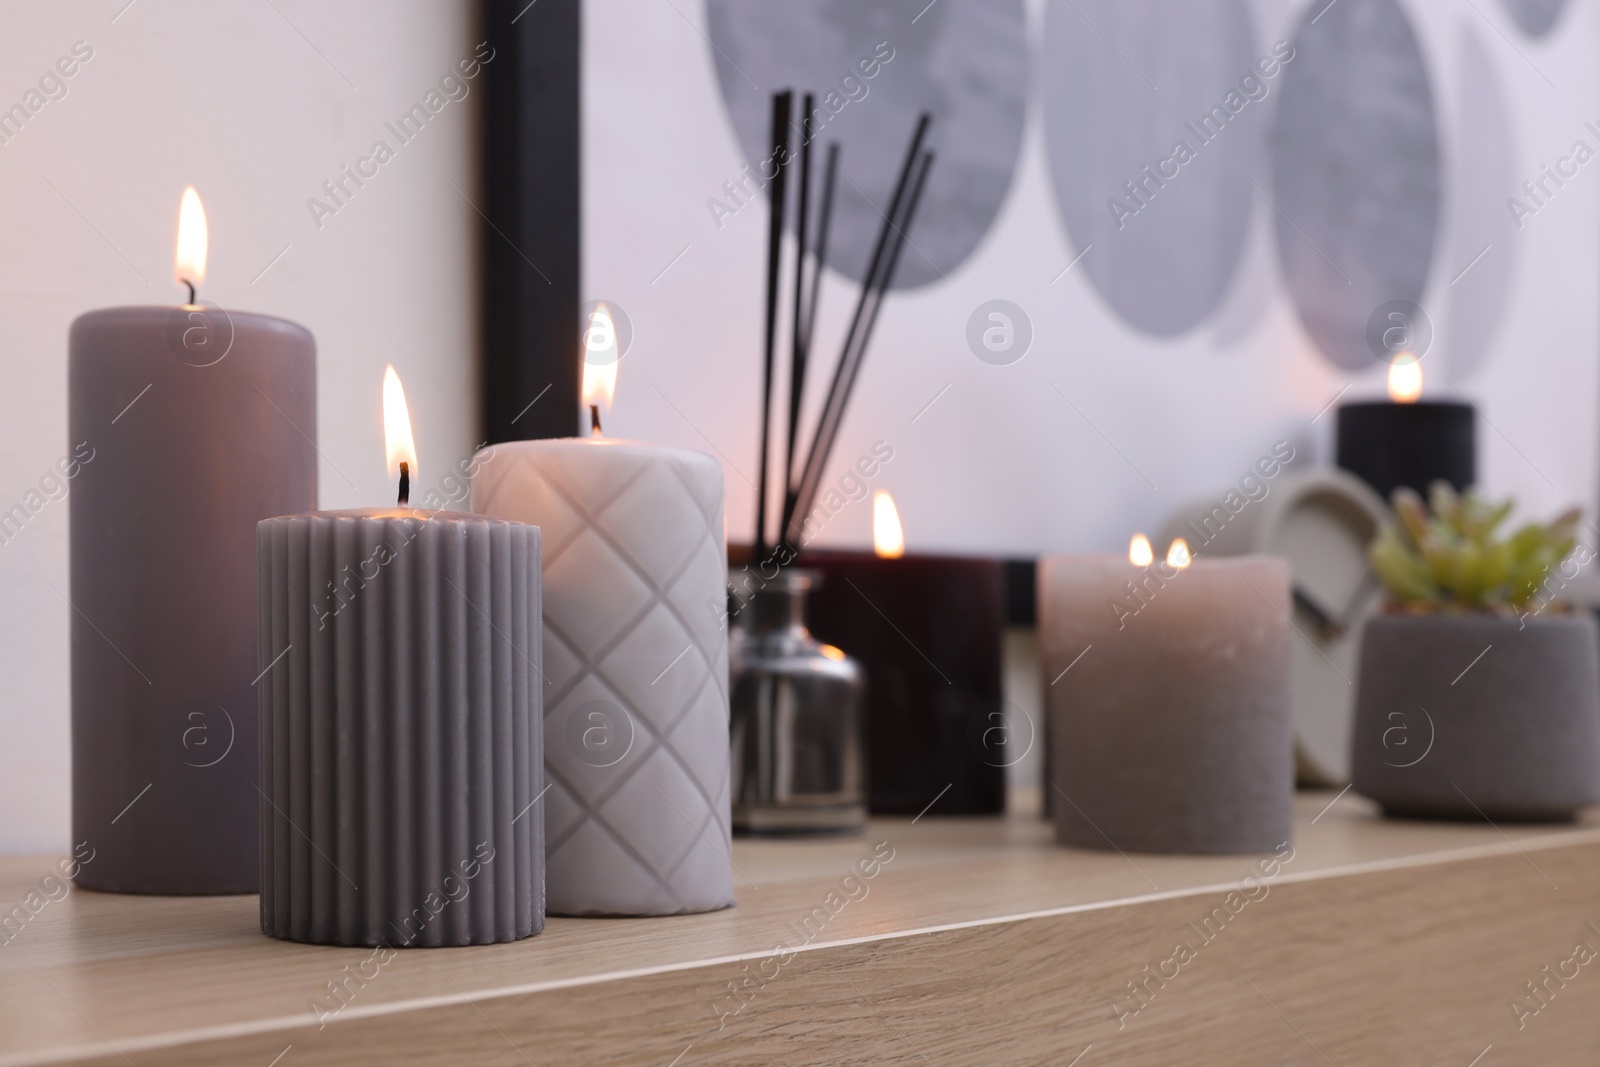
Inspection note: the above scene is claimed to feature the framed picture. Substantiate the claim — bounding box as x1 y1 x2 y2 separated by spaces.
484 0 1599 558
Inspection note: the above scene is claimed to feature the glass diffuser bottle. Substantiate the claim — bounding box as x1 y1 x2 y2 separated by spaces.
729 570 866 835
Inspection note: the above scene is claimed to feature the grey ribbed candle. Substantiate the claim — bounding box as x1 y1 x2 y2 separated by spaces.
257 509 543 947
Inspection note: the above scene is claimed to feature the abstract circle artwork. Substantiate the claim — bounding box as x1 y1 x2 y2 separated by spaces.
705 0 1028 290
1271 0 1441 370
1042 0 1263 336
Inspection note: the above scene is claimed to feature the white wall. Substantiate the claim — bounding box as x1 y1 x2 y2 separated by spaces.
0 1 481 854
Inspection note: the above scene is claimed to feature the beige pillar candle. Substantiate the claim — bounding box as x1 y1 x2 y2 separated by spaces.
1039 542 1293 854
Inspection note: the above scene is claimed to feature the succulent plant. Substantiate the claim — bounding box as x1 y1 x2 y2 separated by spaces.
1368 482 1580 612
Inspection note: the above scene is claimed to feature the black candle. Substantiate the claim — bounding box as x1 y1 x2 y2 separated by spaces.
796 547 1007 817
1336 399 1475 501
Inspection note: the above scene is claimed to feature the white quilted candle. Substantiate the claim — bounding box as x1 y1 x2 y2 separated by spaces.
471 437 733 916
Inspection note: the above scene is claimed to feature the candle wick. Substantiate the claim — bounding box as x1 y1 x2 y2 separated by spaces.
589 404 602 436
181 279 196 306
397 461 410 506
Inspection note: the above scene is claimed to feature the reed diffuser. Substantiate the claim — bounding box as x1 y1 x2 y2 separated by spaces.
729 92 935 833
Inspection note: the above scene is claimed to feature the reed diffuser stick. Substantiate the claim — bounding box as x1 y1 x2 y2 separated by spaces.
754 90 792 558
784 114 930 546
782 94 816 517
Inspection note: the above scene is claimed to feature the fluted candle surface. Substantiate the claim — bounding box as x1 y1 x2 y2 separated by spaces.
257 509 543 946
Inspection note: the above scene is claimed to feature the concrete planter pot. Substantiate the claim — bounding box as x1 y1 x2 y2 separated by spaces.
1351 613 1600 821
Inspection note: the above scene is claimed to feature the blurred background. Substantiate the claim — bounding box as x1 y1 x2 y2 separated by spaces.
2 0 1597 852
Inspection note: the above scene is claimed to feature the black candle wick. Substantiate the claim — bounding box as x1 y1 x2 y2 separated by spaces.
181 278 196 305
590 404 602 436
397 461 410 506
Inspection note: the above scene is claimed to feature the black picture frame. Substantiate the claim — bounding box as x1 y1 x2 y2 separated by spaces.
479 0 581 445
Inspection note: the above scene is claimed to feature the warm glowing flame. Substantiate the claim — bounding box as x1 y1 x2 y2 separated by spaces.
873 490 906 559
174 186 208 295
1388 354 1422 403
1166 538 1193 569
581 303 619 423
1128 533 1154 567
383 365 417 485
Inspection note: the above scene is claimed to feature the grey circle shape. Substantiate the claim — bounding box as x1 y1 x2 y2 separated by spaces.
704 0 1028 289
165 301 235 367
1365 299 1433 364
564 698 635 768
579 299 632 364
1500 0 1570 37
1446 26 1518 381
966 700 1034 768
1271 0 1442 370
1043 0 1261 336
966 300 1032 365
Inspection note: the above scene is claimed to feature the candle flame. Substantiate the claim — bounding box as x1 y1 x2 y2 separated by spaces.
1128 533 1153 567
873 490 905 558
581 303 619 421
1388 354 1422 403
174 186 208 295
1166 538 1193 570
383 365 417 486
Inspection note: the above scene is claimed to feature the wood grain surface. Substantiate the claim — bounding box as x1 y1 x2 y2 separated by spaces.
2 792 1597 1065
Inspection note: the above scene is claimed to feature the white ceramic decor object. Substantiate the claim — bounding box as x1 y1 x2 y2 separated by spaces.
1161 468 1388 785
472 439 733 916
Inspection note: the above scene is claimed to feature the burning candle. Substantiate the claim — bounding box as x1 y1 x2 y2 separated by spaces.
1038 535 1293 854
257 369 544 946
796 491 1009 816
69 188 316 894
871 490 905 558
1336 355 1476 500
470 313 734 917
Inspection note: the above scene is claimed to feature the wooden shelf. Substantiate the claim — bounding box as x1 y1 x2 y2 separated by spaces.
4 791 1599 1065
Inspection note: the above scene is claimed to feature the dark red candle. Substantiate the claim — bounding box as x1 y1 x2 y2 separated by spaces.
794 541 1006 817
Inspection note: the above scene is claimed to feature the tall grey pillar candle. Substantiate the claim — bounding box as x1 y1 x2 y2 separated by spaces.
471 439 734 917
68 306 315 894
1039 554 1293 854
258 509 543 946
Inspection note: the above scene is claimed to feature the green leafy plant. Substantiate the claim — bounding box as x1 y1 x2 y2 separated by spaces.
1368 482 1579 612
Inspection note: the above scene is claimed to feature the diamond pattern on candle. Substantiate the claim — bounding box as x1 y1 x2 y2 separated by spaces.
600 757 711 875
602 604 708 715
542 530 657 652
541 623 585 699
600 460 716 578
669 683 735 801
539 746 587 844
671 539 734 652
473 443 732 916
